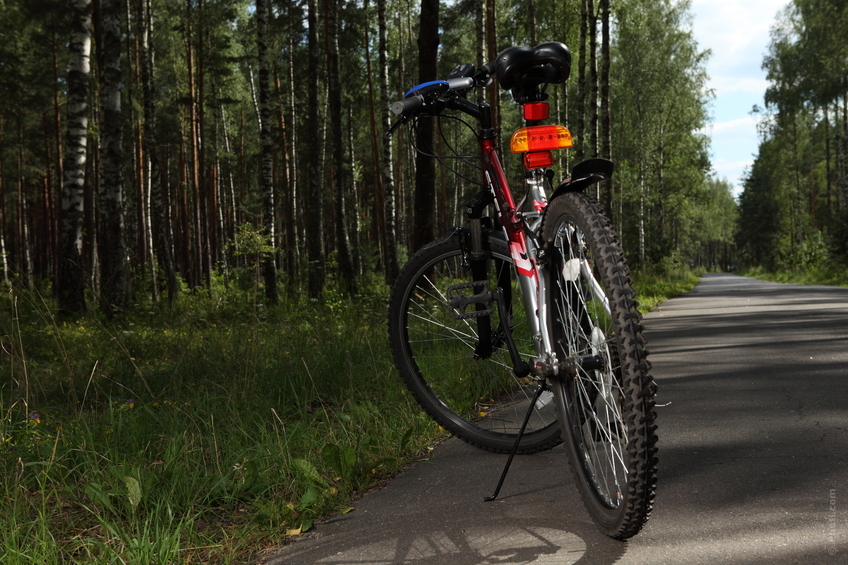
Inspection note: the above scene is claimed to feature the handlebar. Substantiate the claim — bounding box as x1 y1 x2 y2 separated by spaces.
390 77 475 116
386 67 492 137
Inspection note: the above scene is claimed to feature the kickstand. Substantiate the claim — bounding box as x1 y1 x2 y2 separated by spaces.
484 383 547 502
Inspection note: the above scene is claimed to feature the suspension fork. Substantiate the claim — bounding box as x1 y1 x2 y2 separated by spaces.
463 191 494 359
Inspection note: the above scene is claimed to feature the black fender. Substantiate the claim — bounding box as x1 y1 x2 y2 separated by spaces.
550 158 614 200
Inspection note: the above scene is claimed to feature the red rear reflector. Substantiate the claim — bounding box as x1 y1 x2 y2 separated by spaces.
523 102 549 121
524 151 554 169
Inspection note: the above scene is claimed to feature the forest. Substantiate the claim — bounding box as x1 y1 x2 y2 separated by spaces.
7 0 845 561
737 0 848 276
0 0 736 315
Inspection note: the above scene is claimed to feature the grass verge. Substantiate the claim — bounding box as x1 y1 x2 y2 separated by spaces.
631 263 702 313
1 259 703 563
738 264 848 287
1 282 441 564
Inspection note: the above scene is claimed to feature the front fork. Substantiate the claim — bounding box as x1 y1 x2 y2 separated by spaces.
517 170 559 376
463 169 559 378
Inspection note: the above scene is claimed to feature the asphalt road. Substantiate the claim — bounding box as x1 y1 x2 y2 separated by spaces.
266 273 848 565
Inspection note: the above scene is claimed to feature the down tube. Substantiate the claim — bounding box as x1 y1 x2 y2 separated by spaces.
483 145 554 362
514 236 557 363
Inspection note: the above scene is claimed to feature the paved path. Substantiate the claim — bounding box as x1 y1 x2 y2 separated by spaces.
267 274 848 564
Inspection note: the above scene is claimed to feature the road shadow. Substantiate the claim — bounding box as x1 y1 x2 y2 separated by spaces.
265 439 629 564
266 273 848 565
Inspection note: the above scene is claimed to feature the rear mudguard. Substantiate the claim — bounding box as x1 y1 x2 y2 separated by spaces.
549 158 614 200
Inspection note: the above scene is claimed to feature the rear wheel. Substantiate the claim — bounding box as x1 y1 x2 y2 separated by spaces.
542 192 658 539
389 232 562 454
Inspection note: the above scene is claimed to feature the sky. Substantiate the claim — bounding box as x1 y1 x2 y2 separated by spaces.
689 0 790 196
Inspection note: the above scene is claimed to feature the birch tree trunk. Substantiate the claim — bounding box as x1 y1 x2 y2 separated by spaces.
98 0 130 317
378 0 400 283
306 0 325 298
256 0 278 303
0 113 7 283
57 0 92 315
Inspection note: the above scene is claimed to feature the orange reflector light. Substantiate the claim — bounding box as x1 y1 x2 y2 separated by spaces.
524 151 554 169
510 125 573 153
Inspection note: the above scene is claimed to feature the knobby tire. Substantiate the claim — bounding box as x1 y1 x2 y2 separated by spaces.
542 191 658 539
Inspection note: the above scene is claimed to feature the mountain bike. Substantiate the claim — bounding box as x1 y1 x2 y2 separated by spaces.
387 42 658 539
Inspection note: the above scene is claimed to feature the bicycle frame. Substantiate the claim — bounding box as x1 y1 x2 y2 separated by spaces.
390 47 656 534
398 82 611 378
471 110 559 377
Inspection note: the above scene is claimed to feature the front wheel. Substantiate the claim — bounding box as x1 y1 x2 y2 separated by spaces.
542 192 658 539
389 232 562 454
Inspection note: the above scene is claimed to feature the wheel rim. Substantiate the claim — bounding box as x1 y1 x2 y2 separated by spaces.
551 216 628 509
401 245 558 440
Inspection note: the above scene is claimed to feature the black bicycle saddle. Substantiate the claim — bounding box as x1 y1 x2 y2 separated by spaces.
489 42 572 91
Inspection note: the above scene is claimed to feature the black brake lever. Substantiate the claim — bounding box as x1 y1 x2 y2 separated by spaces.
386 115 408 138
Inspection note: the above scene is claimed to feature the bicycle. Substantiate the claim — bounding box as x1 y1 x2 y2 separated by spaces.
387 42 658 539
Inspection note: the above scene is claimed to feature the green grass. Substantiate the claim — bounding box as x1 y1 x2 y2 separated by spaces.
738 264 848 287
0 258 705 563
631 263 703 313
1 281 441 564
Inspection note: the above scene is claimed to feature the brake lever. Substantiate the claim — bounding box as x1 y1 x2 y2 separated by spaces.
386 115 408 138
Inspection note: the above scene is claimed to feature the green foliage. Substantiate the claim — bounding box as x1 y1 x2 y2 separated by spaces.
739 260 848 287
739 0 848 274
611 0 714 266
631 260 702 313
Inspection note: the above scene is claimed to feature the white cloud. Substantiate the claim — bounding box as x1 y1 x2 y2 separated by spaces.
709 76 770 96
690 0 789 94
687 0 788 195
703 115 760 135
712 159 753 176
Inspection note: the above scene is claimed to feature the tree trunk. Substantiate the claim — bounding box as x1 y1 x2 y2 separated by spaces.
588 0 599 165
98 0 130 318
256 0 278 303
0 113 8 283
18 136 33 290
57 0 92 315
528 0 536 45
364 0 386 273
287 15 300 289
475 0 484 70
138 0 178 302
600 0 612 218
412 0 439 253
273 67 293 285
186 3 202 289
197 0 211 289
378 0 400 284
575 0 588 163
306 0 325 298
51 20 64 288
485 0 499 142
824 104 832 235
347 107 362 277
325 0 356 292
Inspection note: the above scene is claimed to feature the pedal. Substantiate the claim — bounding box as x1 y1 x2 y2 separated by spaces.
447 281 493 319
